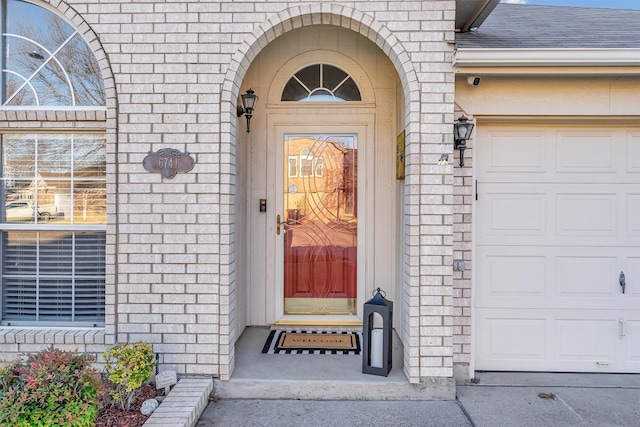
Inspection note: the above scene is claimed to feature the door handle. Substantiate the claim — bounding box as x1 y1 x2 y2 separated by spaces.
619 271 626 294
276 214 288 235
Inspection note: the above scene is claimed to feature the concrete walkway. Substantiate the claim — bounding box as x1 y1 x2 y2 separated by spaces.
197 399 469 427
457 384 640 427
195 373 640 427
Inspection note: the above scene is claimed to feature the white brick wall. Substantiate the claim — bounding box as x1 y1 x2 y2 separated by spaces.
452 109 474 372
0 328 107 367
0 0 456 388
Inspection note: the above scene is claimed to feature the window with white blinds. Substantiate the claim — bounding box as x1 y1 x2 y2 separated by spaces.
1 133 106 326
2 231 105 324
0 1 107 326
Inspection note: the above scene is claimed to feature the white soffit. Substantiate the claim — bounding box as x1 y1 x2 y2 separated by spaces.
454 48 640 67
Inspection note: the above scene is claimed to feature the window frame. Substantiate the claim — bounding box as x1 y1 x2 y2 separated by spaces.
0 131 107 327
0 1 107 328
280 63 362 103
0 0 106 110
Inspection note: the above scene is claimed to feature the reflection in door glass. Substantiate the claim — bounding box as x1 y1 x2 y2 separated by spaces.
283 134 357 316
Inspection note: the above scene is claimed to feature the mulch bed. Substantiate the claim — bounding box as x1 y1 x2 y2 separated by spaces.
96 384 162 427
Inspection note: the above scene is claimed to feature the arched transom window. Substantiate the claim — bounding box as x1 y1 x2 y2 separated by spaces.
281 64 361 102
2 0 105 107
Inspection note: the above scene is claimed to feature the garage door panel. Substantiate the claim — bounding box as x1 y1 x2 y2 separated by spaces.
477 246 634 309
628 133 640 173
556 132 615 173
476 124 638 373
629 194 640 236
482 316 546 361
488 193 546 235
557 194 616 236
477 308 639 372
479 128 636 183
478 185 549 241
482 132 547 173
627 257 640 297
478 254 546 301
624 321 640 364
556 319 617 361
556 256 617 297
478 184 636 247
476 246 551 308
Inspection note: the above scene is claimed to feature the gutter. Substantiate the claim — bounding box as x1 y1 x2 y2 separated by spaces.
454 48 640 67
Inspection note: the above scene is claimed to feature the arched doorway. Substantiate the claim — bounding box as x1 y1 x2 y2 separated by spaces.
219 6 425 384
241 29 399 329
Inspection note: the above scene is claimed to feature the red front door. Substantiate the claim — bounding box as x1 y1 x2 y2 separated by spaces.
282 134 357 315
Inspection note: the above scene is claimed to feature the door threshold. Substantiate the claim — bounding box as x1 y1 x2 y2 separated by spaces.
273 320 362 329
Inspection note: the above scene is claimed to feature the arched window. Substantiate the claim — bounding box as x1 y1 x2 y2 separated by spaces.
2 0 105 107
281 64 361 102
0 1 106 326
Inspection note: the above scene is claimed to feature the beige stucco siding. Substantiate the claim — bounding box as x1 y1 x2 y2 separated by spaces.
455 76 640 116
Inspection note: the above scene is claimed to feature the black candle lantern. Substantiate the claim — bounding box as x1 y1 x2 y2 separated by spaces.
362 288 393 376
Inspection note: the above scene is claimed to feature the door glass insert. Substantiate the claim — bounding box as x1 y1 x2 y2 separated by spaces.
283 134 357 315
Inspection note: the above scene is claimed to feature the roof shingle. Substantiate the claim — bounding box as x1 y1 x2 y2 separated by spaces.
456 3 640 49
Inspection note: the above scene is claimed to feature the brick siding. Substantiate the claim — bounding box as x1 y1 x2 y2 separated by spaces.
0 0 457 386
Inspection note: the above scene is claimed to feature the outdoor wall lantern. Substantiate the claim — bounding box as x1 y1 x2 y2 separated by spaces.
362 288 393 377
454 115 474 167
237 88 258 133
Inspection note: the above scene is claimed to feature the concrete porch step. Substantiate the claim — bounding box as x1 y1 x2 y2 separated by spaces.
214 377 454 400
216 327 456 401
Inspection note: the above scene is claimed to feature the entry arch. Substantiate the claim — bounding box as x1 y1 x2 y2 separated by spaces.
219 4 421 382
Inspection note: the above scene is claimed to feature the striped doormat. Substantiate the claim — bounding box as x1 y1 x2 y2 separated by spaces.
262 330 361 355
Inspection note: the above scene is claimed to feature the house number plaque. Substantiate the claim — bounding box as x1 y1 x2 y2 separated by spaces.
143 148 195 179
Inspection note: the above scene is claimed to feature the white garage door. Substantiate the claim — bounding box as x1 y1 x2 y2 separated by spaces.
475 124 640 373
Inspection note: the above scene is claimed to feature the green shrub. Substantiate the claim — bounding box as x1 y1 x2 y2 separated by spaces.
102 341 156 411
0 346 103 427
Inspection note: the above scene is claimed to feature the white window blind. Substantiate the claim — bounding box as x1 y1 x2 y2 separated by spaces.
2 231 105 325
